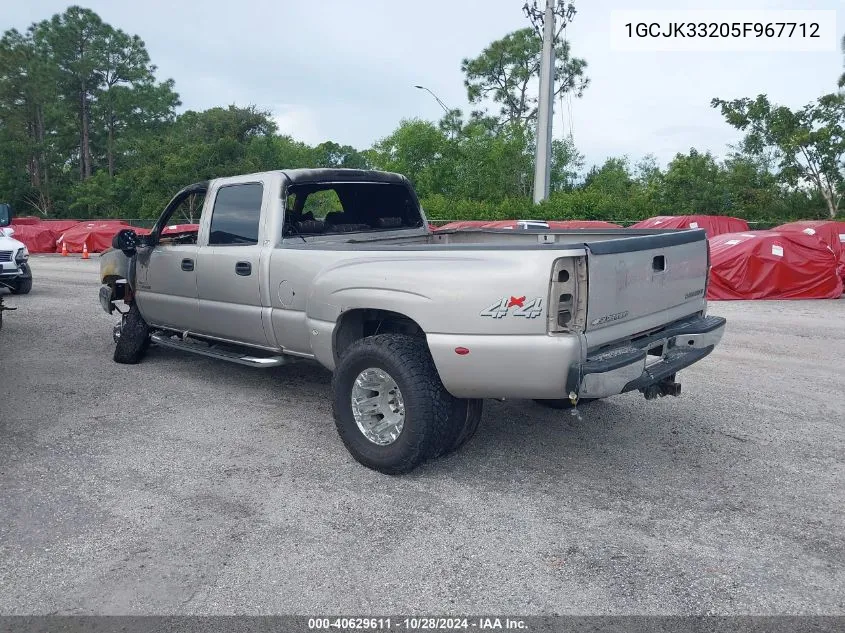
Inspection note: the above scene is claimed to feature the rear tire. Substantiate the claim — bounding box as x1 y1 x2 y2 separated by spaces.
113 303 150 364
332 334 451 474
434 398 484 457
10 264 32 295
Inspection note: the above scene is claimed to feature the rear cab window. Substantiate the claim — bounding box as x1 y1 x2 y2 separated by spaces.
209 183 264 245
283 182 423 238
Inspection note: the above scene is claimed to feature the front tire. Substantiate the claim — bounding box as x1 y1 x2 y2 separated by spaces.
113 303 150 364
332 334 451 474
10 264 32 295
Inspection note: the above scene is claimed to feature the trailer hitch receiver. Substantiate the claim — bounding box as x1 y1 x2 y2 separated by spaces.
643 378 682 400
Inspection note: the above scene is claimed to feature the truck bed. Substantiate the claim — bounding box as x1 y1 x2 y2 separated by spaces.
286 226 710 347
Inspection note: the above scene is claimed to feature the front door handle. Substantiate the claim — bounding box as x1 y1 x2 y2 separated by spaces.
181 258 194 271
235 261 252 276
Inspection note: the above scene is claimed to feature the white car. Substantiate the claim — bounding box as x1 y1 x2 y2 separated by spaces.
0 203 33 296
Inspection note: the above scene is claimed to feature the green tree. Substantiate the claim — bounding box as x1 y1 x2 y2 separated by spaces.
447 120 534 199
461 27 588 127
313 141 370 169
93 27 179 176
839 35 845 88
31 6 110 180
0 29 62 214
633 154 662 188
369 119 449 197
658 149 728 214
71 105 277 217
550 137 583 192
583 157 633 198
712 93 845 218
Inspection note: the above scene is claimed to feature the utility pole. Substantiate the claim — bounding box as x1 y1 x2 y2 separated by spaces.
532 0 555 204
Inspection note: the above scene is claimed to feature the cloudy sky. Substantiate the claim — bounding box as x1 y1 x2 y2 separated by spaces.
5 0 843 172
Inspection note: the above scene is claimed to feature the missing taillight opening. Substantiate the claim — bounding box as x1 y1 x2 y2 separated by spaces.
548 256 585 333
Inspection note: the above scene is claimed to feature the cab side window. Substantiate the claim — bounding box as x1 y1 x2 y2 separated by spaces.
208 183 263 245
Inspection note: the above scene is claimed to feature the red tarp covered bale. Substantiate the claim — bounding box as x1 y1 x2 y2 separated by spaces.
774 220 845 281
161 223 199 234
8 223 57 253
547 220 622 229
41 220 82 235
707 231 843 300
435 219 622 230
56 221 133 253
434 220 490 230
631 215 749 238
11 216 42 225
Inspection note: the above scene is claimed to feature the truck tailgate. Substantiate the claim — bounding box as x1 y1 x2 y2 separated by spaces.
583 230 709 347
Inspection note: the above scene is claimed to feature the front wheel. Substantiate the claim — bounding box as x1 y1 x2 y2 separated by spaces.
113 303 150 364
332 334 452 474
10 264 32 295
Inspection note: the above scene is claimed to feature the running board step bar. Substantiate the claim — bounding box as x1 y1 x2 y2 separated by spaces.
150 333 287 368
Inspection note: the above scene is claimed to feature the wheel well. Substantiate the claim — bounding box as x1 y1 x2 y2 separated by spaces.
333 309 425 363
102 275 129 302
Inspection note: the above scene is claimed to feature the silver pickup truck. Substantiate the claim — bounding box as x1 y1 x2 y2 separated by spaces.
99 169 725 474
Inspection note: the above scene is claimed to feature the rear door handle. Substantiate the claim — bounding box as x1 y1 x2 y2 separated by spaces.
181 258 194 271
235 261 252 276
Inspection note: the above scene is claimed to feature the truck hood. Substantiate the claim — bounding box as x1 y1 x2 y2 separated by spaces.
0 233 25 251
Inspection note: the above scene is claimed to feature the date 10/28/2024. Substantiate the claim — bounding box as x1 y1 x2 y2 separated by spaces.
307 617 528 630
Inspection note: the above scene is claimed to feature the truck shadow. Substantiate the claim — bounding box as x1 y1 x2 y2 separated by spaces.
144 344 717 489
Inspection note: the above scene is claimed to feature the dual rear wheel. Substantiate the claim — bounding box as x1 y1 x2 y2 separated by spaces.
332 334 482 475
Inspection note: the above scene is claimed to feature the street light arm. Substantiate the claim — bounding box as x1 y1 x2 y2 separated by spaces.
414 85 451 114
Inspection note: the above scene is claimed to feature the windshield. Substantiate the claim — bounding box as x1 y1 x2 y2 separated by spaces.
0 203 10 227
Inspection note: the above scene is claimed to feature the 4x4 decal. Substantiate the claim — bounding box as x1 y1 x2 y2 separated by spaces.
480 296 544 319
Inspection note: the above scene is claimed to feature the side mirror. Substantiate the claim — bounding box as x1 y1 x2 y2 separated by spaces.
113 228 139 256
1 227 15 238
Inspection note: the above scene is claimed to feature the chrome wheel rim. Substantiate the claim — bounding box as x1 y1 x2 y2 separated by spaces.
351 368 406 446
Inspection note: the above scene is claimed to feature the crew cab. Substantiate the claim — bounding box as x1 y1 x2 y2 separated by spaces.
99 169 725 474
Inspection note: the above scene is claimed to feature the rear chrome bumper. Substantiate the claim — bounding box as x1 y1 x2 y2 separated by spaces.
570 314 726 399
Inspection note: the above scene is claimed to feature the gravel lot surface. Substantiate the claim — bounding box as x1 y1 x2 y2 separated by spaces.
0 256 843 615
